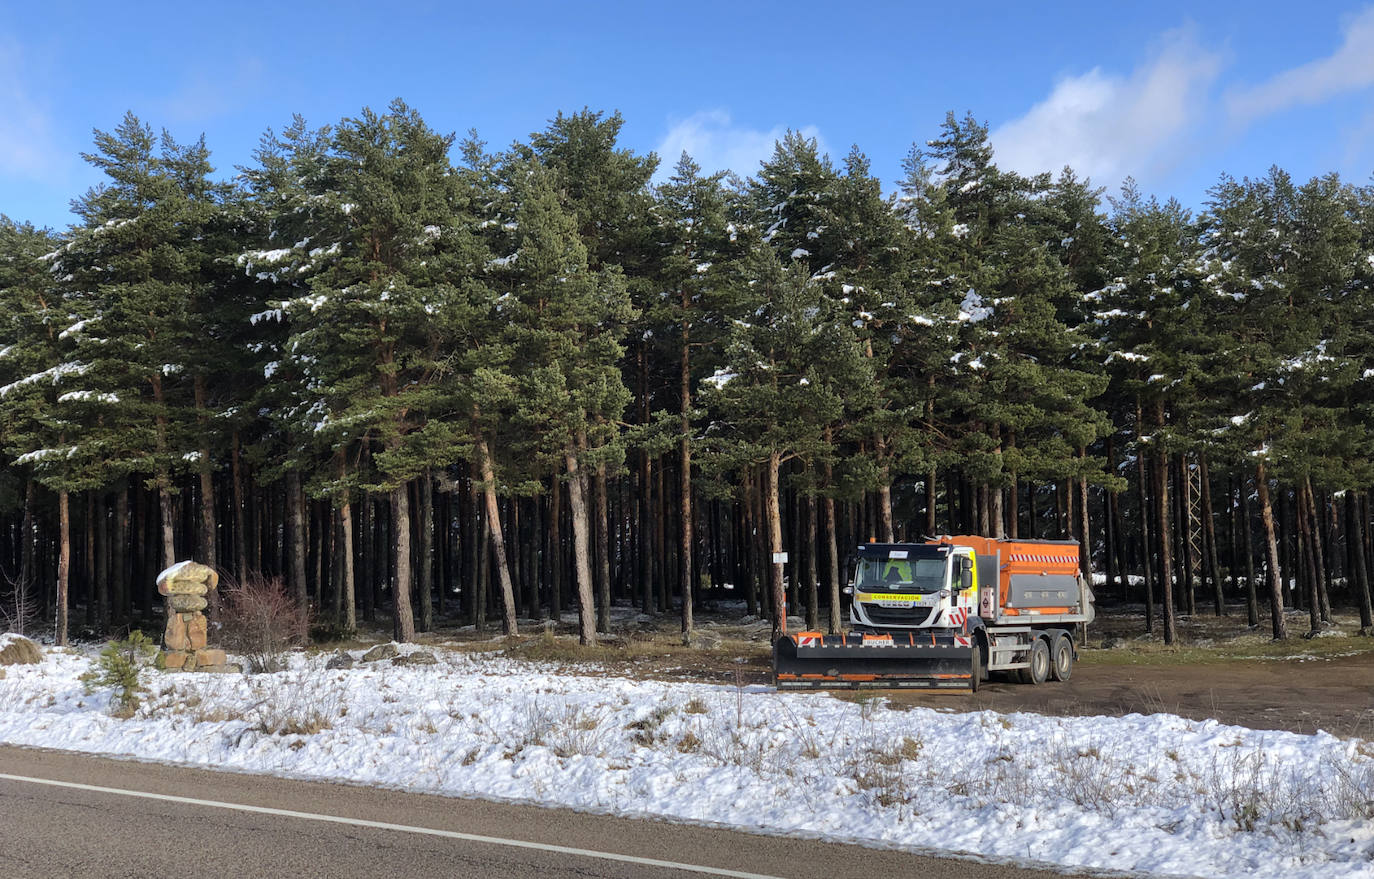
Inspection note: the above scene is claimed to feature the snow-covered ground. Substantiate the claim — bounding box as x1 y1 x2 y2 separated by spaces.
1 642 1371 879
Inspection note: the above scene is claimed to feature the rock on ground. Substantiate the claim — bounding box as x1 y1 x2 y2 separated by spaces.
361 644 398 663
0 635 42 666
326 652 356 670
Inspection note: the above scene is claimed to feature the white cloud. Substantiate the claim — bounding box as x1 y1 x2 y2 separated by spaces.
990 29 1223 185
655 110 826 181
1227 7 1374 123
0 37 59 177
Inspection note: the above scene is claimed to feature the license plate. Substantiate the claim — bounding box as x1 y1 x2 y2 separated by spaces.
878 599 916 608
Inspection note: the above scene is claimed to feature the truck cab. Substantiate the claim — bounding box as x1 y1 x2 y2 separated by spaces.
848 542 978 632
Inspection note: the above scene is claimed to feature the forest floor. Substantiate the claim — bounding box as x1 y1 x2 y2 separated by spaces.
348 600 1374 738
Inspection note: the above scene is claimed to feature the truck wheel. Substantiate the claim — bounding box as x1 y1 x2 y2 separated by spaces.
1027 639 1050 685
1050 634 1074 682
973 630 991 684
969 644 981 692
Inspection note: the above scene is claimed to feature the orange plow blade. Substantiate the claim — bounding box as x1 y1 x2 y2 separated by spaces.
773 633 975 691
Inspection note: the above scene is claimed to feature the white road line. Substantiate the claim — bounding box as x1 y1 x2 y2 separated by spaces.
0 771 787 879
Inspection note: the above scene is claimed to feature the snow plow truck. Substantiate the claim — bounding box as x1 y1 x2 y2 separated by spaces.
773 536 1094 691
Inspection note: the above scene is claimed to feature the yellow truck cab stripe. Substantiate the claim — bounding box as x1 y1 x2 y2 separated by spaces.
855 592 928 602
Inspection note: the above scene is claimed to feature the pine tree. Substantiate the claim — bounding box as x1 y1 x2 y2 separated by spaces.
56 114 227 570
448 132 529 637
1098 181 1209 641
653 152 739 640
924 113 1111 541
502 162 636 645
525 109 656 632
701 248 870 641
1199 168 1365 638
0 217 83 644
817 146 917 541
238 115 351 615
274 100 462 642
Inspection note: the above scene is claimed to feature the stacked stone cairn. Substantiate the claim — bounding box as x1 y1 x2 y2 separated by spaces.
158 561 234 672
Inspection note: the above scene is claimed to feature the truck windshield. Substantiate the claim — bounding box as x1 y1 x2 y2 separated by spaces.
855 557 947 593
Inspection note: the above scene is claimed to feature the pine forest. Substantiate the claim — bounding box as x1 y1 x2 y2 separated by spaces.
4 100 1374 648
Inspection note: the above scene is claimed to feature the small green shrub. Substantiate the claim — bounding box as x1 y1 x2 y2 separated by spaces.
81 632 158 716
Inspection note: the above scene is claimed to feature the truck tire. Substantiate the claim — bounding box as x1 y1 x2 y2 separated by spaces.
973 629 991 684
1027 638 1050 685
969 643 981 693
1050 634 1074 682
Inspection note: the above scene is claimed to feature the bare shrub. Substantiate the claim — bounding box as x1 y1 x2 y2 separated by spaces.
625 704 674 747
696 717 773 772
505 703 559 757
1196 747 1327 832
1048 742 1158 816
850 761 913 810
1323 756 1374 821
218 573 309 673
0 566 39 636
547 705 612 758
249 675 344 736
950 747 1039 804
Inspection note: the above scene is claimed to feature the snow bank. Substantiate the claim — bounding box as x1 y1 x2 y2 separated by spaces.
0 647 1369 878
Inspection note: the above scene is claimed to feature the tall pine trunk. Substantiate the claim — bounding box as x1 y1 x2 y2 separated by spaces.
1077 447 1091 583
1255 460 1287 640
1152 404 1176 644
595 463 613 634
926 466 938 537
84 492 98 628
193 376 217 570
823 431 841 634
765 452 787 643
564 443 597 645
876 465 895 543
1305 478 1332 624
56 489 70 647
417 474 434 633
231 433 248 578
287 470 307 607
1298 479 1323 635
680 311 695 640
474 427 518 636
389 484 415 643
1348 490 1373 632
112 485 129 625
805 482 819 631
340 501 357 631
638 452 652 614
150 374 176 568
549 475 563 621
1240 478 1259 627
1132 444 1154 631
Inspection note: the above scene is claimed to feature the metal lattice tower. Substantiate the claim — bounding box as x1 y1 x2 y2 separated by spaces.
1185 455 1204 581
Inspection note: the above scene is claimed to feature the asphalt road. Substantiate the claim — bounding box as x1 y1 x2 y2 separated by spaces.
0 745 1081 879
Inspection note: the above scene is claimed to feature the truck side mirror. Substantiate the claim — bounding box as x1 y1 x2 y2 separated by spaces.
960 558 973 590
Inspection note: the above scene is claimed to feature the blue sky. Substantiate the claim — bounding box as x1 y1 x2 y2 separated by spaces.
4 0 1374 230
